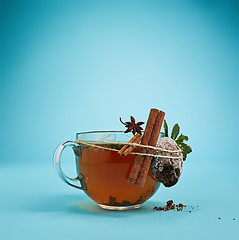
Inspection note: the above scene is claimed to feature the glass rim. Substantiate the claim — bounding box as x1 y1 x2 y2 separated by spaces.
77 130 125 135
76 130 163 135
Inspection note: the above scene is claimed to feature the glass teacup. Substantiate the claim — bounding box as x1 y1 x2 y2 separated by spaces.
53 131 160 210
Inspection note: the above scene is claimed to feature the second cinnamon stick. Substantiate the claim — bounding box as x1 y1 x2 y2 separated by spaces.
123 134 142 156
118 133 140 155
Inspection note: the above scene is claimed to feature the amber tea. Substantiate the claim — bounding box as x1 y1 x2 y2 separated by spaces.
76 144 160 208
54 131 162 210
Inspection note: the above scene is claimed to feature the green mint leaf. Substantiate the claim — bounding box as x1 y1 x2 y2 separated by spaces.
164 121 192 160
176 134 188 144
171 123 180 140
163 119 168 137
178 142 192 160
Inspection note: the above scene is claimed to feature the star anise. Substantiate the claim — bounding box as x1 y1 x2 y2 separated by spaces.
120 116 144 135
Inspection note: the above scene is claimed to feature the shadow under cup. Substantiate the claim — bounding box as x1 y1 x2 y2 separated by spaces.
54 131 160 210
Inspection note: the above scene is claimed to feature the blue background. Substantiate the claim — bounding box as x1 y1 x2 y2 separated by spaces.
0 0 238 239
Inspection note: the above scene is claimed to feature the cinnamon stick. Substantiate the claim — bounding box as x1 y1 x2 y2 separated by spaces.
135 111 165 186
128 109 159 184
123 134 142 156
118 133 141 155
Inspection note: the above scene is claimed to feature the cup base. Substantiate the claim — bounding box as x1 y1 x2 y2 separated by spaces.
98 204 142 211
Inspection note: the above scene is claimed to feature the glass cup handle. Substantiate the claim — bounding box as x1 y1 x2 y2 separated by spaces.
53 141 86 190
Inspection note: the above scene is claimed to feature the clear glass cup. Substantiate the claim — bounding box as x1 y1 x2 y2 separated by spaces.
53 131 160 210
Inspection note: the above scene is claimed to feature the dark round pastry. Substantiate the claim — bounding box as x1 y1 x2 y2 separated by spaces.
151 137 183 187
